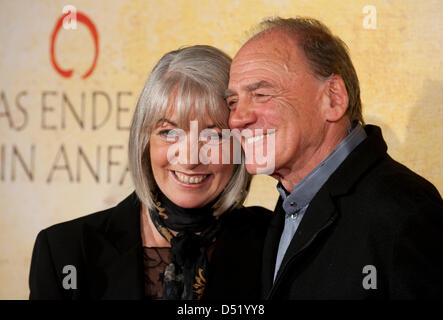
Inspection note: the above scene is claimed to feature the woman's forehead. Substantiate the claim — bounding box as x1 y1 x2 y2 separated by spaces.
161 103 227 129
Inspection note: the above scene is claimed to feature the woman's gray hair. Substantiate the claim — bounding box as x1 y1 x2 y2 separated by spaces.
129 45 250 216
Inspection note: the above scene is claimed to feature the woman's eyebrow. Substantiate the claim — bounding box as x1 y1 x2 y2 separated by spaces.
158 118 218 130
157 118 177 126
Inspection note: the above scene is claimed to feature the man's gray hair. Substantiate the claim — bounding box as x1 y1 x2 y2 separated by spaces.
129 45 250 216
249 16 364 125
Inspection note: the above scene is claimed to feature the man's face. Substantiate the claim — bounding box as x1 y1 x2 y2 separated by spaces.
227 30 328 181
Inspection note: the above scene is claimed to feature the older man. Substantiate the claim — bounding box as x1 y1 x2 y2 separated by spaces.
227 17 443 299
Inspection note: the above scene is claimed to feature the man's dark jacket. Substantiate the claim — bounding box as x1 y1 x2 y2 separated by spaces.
262 125 443 299
29 192 271 300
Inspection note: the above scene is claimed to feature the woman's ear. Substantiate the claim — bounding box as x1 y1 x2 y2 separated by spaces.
323 74 349 122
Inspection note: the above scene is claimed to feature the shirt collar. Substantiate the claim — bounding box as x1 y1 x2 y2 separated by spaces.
277 123 367 215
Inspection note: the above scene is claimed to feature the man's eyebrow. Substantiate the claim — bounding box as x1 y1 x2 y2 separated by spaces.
246 80 273 91
224 89 236 99
224 81 273 99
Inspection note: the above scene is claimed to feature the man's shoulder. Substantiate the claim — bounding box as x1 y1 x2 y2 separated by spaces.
226 205 272 221
355 125 440 201
365 154 441 203
340 153 443 227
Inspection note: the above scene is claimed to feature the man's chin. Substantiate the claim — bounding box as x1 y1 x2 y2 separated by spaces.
245 163 275 175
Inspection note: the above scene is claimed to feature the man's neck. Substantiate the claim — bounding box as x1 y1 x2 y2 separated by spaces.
275 123 349 192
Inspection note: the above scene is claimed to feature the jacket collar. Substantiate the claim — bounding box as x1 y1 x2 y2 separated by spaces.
82 191 145 299
326 125 387 197
263 125 388 298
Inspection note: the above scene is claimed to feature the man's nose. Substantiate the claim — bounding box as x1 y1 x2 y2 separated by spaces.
228 102 257 130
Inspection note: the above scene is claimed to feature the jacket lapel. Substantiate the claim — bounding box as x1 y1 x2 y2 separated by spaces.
261 197 285 297
82 192 145 299
267 189 338 299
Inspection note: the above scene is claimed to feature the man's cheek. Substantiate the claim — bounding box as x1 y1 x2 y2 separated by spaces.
259 100 286 124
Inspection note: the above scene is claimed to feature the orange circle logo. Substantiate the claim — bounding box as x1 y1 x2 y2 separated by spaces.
50 11 99 79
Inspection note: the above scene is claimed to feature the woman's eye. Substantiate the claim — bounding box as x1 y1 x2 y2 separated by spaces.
158 129 170 137
158 129 183 141
201 131 219 139
200 130 225 145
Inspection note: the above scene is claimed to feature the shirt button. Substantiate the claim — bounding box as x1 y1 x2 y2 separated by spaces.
290 201 296 206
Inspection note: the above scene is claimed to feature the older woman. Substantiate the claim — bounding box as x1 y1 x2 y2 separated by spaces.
29 45 271 300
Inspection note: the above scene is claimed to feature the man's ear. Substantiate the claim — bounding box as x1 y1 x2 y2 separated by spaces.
323 74 349 122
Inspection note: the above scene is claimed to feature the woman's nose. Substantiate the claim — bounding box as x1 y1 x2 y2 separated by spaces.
180 134 207 167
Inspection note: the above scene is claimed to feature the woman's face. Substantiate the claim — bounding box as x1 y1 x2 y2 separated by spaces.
149 107 235 209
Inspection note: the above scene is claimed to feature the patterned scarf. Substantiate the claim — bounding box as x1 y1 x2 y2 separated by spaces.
148 192 221 300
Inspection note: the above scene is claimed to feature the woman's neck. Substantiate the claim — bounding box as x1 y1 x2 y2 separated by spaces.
140 203 171 248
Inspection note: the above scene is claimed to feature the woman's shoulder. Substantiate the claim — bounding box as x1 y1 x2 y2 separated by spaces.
38 191 139 244
41 207 112 242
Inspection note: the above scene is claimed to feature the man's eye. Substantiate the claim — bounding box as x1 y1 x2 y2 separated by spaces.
227 99 237 109
254 93 272 103
256 92 266 96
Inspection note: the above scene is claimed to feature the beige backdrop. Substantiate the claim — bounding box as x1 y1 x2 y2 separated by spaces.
0 0 442 299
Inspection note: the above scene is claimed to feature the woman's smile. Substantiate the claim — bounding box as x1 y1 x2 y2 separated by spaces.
170 170 212 187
